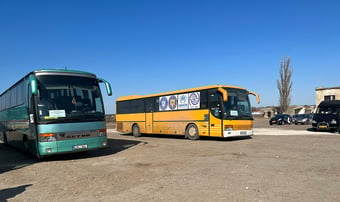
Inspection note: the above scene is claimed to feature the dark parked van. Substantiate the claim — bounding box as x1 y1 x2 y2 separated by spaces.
312 100 340 133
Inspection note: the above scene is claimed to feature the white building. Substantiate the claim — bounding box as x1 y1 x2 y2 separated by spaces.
315 86 340 107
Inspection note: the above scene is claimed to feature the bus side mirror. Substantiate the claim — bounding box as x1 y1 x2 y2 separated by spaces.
98 78 112 96
217 87 228 102
249 91 261 104
29 75 38 95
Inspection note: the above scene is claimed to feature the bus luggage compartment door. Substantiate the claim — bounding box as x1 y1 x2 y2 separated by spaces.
145 113 153 134
209 113 223 137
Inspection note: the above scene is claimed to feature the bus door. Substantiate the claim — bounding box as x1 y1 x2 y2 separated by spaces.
27 83 39 155
208 90 223 137
145 98 154 134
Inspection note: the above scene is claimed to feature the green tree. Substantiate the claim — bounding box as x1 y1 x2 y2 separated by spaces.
277 56 293 113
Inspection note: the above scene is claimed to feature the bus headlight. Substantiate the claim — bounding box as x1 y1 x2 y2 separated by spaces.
224 125 234 131
99 129 107 137
40 133 56 142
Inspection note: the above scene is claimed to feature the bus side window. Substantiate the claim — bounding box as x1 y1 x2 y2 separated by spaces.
209 92 222 118
28 84 33 113
145 98 154 113
200 90 208 109
117 101 130 114
154 98 159 112
130 99 144 113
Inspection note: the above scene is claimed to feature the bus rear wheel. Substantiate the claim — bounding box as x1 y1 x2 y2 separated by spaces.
132 124 141 138
2 132 8 145
186 124 199 140
23 136 29 152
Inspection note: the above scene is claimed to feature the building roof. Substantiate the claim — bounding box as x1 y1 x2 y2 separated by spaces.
315 86 340 91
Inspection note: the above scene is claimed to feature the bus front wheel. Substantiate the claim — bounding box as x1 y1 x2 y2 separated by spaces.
132 124 141 138
186 124 199 140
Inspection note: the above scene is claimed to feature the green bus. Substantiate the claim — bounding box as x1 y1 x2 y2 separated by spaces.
0 69 112 158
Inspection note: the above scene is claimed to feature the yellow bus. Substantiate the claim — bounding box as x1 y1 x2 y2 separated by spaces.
116 85 260 140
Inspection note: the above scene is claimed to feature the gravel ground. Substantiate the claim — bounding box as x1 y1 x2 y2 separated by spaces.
1 118 340 201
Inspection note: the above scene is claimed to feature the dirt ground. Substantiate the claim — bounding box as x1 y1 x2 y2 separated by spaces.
1 118 340 201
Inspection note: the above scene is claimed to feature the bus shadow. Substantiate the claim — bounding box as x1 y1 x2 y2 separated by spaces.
123 133 252 142
202 136 252 141
0 184 32 202
0 143 37 174
121 133 186 140
0 138 141 169
41 138 141 161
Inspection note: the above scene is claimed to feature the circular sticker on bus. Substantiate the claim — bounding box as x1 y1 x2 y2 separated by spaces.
189 92 200 109
159 96 168 111
179 94 187 104
169 95 177 110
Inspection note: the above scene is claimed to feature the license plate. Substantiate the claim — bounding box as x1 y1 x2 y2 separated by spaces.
319 126 328 129
240 131 247 135
73 144 88 150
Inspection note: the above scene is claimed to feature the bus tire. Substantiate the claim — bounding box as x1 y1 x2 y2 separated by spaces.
186 124 199 140
3 132 8 145
132 124 141 138
23 136 29 152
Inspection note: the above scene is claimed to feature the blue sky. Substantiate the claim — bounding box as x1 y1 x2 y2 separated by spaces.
1 0 339 114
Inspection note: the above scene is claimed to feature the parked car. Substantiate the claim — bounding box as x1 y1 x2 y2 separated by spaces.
292 114 313 125
312 100 340 133
269 114 292 125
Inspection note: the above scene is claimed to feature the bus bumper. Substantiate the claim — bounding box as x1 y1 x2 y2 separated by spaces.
38 136 107 156
223 130 253 138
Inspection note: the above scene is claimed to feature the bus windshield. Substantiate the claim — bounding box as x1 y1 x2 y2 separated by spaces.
36 75 105 123
222 88 252 119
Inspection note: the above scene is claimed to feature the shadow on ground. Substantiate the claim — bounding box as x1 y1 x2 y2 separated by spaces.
0 137 141 173
120 133 252 142
0 184 32 202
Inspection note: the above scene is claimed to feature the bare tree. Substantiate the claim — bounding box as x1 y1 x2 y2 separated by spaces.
277 56 293 113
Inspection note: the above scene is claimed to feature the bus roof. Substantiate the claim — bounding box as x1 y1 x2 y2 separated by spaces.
0 69 98 96
117 85 247 101
32 69 97 78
